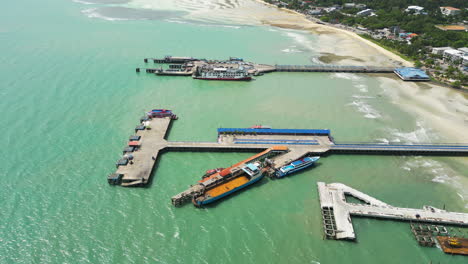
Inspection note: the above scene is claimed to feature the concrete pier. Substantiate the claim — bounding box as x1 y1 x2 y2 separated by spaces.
108 113 468 187
275 65 395 73
114 117 171 187
138 56 429 80
317 182 468 240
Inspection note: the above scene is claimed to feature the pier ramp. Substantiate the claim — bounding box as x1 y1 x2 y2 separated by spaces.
318 182 468 240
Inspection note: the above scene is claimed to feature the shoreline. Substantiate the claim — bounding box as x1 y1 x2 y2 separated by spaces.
254 0 413 67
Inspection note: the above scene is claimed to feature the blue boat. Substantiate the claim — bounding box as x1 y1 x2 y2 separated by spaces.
275 156 320 178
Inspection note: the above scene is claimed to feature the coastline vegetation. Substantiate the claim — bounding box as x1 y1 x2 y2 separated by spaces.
265 0 467 88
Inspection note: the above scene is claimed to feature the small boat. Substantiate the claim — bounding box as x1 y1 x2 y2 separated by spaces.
275 156 320 178
250 125 272 129
202 168 225 179
146 109 178 119
192 162 264 207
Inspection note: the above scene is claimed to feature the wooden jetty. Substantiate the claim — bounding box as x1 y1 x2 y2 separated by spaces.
317 182 468 240
108 112 468 187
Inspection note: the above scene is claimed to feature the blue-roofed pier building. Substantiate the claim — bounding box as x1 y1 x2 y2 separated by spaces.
394 67 430 81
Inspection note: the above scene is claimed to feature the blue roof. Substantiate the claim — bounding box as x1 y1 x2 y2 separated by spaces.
218 128 330 135
394 68 429 79
246 163 259 171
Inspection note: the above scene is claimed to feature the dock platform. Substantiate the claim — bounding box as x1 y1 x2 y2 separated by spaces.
138 56 432 82
114 117 171 187
108 112 468 188
317 182 468 240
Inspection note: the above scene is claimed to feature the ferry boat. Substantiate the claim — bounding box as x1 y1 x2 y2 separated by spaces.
146 109 178 119
194 67 252 81
192 162 264 207
275 156 320 178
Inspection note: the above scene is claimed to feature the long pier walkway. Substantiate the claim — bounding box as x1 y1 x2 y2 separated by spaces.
275 65 395 73
109 114 468 187
318 182 468 240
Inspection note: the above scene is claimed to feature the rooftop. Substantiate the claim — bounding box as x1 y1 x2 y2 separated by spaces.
394 68 429 79
435 25 466 31
441 6 460 11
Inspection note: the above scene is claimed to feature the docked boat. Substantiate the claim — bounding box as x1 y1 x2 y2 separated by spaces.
146 109 178 119
192 162 264 207
275 156 320 178
194 67 252 81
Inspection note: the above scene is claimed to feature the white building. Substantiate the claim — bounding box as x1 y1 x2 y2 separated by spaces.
308 9 323 15
440 6 461 16
356 4 366 10
344 3 355 8
357 9 373 16
432 47 454 56
405 6 426 15
444 49 465 62
457 47 468 55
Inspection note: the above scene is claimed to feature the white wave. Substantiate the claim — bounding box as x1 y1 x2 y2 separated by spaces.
375 138 389 144
403 157 468 207
348 100 381 119
173 231 179 239
156 232 165 237
352 95 374 99
310 57 324 64
355 84 368 92
81 8 131 21
333 72 361 81
165 18 189 24
457 193 464 201
284 31 316 52
281 47 302 53
72 0 95 4
388 121 435 144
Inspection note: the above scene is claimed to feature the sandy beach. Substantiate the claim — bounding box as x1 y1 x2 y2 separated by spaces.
251 1 468 143
252 0 412 67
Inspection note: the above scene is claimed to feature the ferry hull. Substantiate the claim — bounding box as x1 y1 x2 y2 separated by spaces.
193 76 252 81
194 174 264 207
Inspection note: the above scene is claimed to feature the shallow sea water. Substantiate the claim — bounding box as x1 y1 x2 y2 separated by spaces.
0 0 467 263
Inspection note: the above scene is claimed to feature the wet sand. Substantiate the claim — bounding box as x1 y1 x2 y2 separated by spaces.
379 77 468 143
253 0 412 67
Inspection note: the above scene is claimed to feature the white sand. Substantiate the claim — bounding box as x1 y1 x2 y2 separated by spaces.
379 77 468 143
252 0 412 67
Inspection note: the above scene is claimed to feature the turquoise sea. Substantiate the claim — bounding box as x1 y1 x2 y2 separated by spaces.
1 0 467 263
